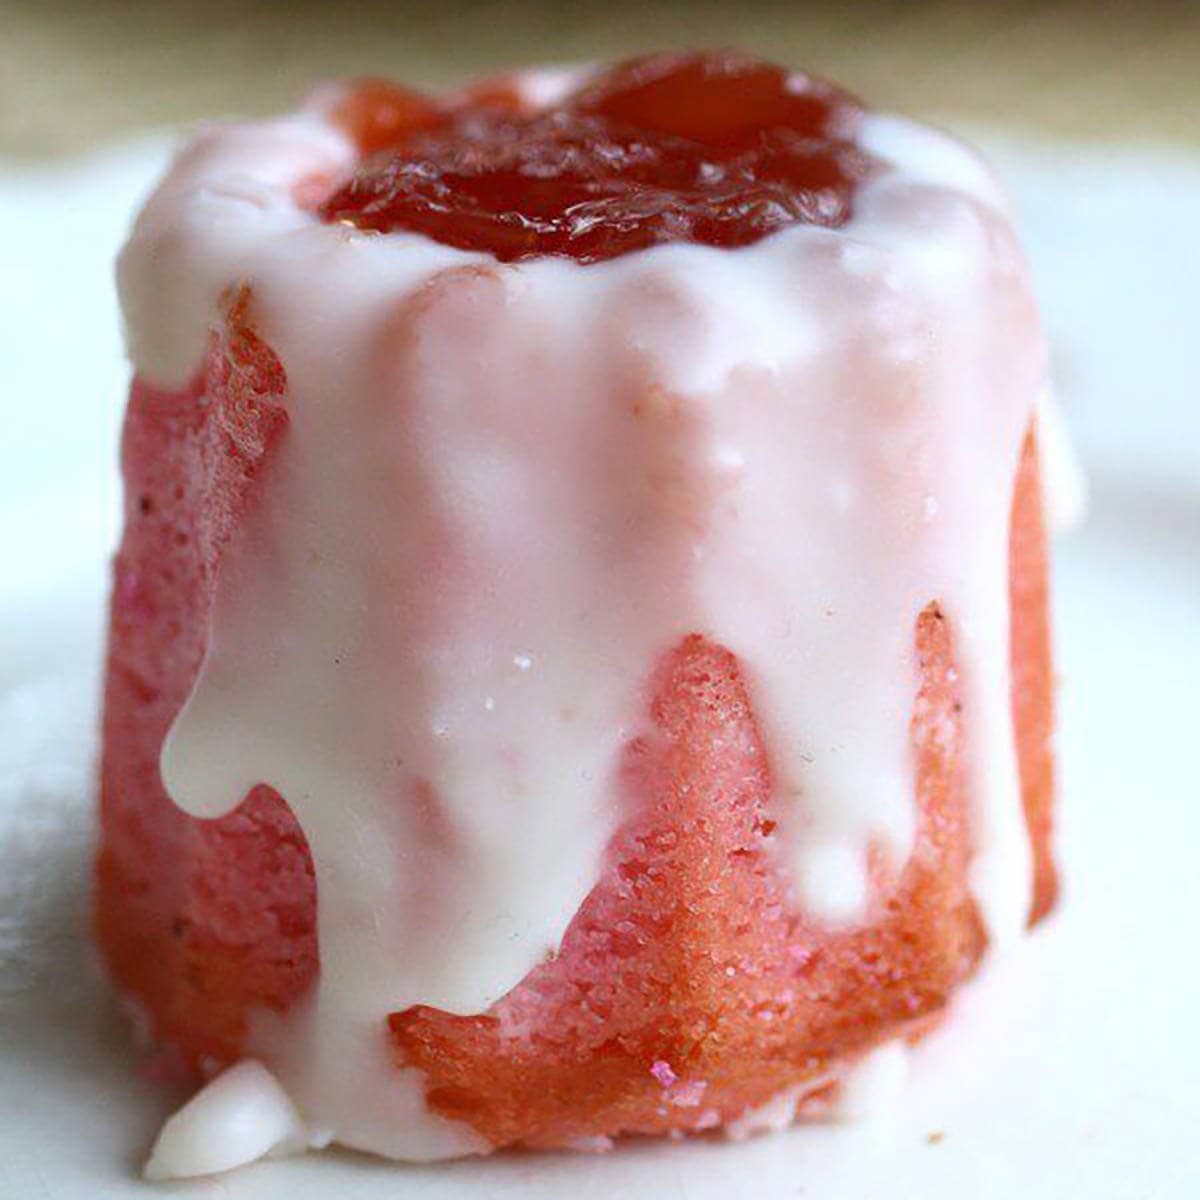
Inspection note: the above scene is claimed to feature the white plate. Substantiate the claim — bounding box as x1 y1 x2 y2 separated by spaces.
1 136 1197 1200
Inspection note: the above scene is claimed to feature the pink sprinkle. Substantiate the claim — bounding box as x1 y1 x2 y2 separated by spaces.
650 1060 677 1088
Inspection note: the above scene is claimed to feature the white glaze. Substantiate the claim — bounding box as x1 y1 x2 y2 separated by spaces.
722 1040 910 1142
118 78 1047 1160
144 1060 307 1180
724 1085 808 1142
1038 390 1089 532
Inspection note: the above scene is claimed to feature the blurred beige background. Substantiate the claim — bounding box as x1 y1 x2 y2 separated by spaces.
2 0 1198 159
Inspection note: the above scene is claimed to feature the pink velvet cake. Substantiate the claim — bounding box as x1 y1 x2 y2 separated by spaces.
96 51 1057 1177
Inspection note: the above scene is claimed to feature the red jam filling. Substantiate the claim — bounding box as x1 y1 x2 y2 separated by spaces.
320 51 879 263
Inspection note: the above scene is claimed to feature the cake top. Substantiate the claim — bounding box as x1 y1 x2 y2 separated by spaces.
319 51 878 262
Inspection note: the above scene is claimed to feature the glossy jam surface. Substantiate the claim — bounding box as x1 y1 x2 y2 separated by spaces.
320 52 878 262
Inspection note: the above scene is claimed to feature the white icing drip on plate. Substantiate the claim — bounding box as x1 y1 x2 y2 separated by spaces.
144 1060 308 1180
118 84 1047 1159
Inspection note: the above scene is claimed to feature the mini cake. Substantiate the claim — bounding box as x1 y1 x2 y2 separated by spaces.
97 51 1057 1176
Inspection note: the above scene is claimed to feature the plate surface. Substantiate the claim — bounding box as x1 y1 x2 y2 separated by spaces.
1 136 1197 1200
